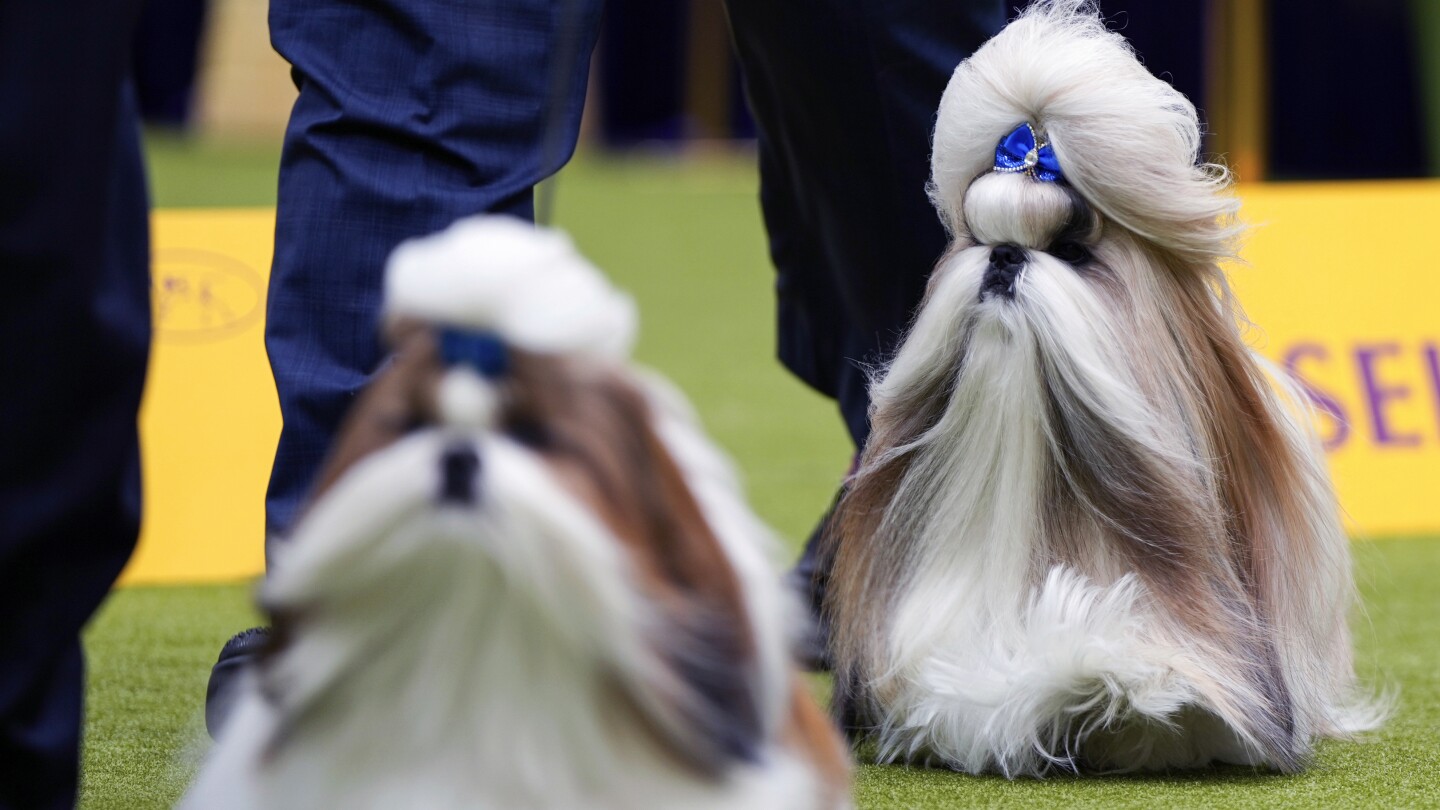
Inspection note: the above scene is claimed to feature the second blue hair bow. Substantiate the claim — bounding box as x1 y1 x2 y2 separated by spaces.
440 328 510 378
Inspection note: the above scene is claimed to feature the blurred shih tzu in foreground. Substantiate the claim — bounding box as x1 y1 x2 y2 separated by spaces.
181 217 850 809
825 0 1380 776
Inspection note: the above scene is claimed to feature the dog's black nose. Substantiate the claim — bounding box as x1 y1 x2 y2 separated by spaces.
981 244 1026 299
439 442 481 505
990 244 1025 269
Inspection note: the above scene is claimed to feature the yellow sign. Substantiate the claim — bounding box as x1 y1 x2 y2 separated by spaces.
119 209 278 586
122 186 1440 584
1228 181 1440 539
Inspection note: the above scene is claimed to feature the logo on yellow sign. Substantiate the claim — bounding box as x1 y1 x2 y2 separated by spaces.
152 247 264 344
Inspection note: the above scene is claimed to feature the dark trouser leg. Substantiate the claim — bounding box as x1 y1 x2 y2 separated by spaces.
0 2 150 803
131 0 210 127
723 0 1005 669
263 0 605 549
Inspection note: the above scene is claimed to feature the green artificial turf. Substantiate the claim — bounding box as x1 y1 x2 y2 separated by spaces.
81 541 1440 809
82 584 261 808
79 136 1440 808
142 132 284 209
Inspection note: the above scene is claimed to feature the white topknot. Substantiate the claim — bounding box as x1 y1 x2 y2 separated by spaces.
930 0 1242 264
384 215 638 359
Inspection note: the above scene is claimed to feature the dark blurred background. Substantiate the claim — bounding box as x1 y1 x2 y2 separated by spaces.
139 0 1439 180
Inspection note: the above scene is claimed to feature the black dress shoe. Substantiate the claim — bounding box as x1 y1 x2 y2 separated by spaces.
790 494 840 673
205 627 271 739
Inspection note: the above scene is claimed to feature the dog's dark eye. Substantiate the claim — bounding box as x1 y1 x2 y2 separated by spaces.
505 417 551 449
1049 241 1091 266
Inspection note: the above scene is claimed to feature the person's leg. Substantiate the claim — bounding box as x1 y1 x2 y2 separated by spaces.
204 0 604 738
724 0 1005 669
131 0 210 127
264 0 605 547
726 0 1004 446
0 2 150 804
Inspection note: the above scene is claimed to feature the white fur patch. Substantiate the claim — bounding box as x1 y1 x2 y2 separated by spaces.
182 430 835 809
435 367 499 428
863 246 1267 775
385 215 637 358
886 569 1216 776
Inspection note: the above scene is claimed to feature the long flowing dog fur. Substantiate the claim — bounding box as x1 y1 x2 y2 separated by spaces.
827 0 1380 776
181 217 850 809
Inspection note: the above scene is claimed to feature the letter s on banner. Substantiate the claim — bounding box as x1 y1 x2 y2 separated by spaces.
1283 343 1350 451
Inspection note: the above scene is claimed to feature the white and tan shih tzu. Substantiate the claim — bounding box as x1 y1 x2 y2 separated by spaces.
825 0 1380 777
181 216 850 809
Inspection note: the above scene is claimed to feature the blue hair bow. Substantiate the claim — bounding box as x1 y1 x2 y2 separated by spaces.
439 328 510 378
993 123 1064 183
